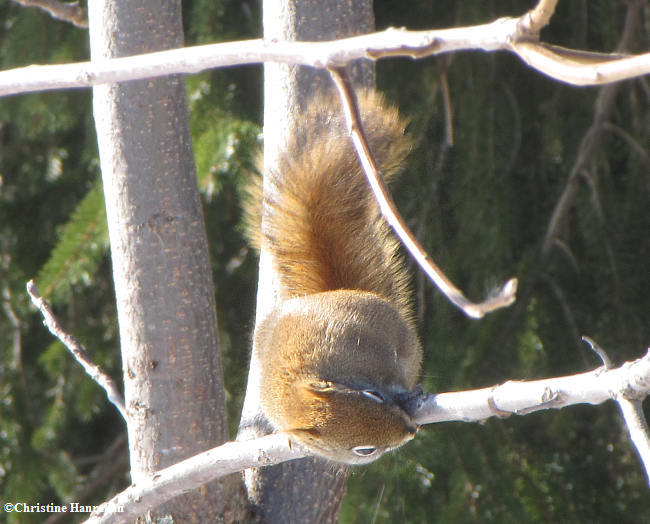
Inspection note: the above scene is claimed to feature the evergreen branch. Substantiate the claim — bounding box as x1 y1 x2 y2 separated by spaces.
36 180 109 302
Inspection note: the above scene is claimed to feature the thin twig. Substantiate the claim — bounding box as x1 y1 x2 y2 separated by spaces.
11 0 88 28
617 398 650 485
328 67 517 319
541 0 641 258
438 59 454 147
26 280 127 421
582 335 613 369
511 41 647 85
518 0 560 35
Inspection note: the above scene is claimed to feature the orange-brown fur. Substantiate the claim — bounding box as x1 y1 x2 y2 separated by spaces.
246 91 422 464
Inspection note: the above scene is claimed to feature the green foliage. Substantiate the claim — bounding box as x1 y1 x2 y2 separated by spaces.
183 0 259 44
35 180 108 304
185 68 261 432
187 74 261 200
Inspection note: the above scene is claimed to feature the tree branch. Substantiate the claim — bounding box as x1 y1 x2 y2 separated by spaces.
413 348 650 425
85 433 307 524
329 66 517 318
541 0 641 258
84 347 650 522
517 0 559 35
582 336 650 484
618 399 650 484
26 280 128 421
1 8 649 98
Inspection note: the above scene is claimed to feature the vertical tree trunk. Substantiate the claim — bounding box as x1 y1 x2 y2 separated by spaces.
239 1 374 521
88 1 246 520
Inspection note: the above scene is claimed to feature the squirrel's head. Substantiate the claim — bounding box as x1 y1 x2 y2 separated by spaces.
255 290 423 464
286 379 419 464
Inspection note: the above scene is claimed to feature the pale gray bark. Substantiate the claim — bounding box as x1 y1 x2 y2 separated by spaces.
88 1 246 520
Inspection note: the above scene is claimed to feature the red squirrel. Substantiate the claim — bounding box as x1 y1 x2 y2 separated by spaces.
246 91 422 464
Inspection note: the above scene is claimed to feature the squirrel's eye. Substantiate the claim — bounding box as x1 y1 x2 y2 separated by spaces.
352 445 377 457
362 390 385 403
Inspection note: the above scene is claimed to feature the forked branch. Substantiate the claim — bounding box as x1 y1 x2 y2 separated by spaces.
1 0 649 97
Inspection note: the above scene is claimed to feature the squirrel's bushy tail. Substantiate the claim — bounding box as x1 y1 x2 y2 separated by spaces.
245 90 413 320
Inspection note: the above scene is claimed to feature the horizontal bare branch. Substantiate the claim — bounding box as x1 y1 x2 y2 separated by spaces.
414 348 650 424
1 16 648 98
85 348 650 523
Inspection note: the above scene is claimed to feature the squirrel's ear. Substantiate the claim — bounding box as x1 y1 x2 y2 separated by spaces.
301 380 337 399
289 427 320 440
